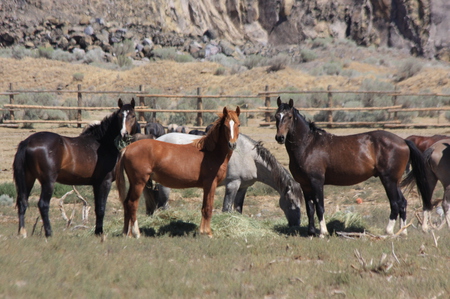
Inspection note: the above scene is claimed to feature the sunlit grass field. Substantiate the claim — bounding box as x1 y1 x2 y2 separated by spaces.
1 180 450 298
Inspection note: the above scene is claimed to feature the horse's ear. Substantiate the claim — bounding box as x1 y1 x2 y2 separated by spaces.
222 106 229 117
289 99 294 108
118 98 123 108
131 98 135 108
235 106 240 116
277 97 282 107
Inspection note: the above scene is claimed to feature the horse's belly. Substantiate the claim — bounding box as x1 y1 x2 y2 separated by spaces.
57 170 95 185
152 173 202 189
324 173 373 186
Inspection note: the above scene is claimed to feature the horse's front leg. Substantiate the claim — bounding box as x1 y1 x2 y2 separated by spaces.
200 182 217 237
222 180 240 212
303 191 317 236
93 177 113 236
310 178 328 237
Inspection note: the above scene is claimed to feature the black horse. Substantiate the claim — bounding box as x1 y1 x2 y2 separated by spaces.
13 98 140 237
274 98 431 237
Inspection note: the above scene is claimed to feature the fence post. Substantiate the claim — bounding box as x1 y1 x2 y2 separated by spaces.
138 85 145 122
392 86 398 121
9 83 15 121
196 87 203 126
264 85 271 122
327 85 333 128
77 84 82 128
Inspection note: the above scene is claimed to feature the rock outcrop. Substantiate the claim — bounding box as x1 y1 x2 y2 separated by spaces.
0 0 448 60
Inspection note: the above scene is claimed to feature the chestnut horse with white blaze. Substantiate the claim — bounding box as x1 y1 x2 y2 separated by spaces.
116 106 240 238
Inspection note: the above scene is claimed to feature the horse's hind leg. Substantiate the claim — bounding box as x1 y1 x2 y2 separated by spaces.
37 180 56 237
442 186 450 229
381 177 407 235
16 177 35 238
123 182 146 238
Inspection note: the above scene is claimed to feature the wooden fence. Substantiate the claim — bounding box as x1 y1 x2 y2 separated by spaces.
2 83 450 129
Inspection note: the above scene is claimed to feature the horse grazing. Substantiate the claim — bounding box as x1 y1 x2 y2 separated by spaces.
13 98 140 237
403 138 450 231
406 134 448 152
274 98 431 237
145 121 165 138
150 133 302 227
116 106 241 238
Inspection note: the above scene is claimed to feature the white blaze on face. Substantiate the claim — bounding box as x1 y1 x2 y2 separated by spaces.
229 120 235 139
121 110 128 137
279 113 285 123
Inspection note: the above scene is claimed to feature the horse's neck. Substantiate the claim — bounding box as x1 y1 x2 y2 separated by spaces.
212 126 233 159
252 144 290 195
286 112 309 146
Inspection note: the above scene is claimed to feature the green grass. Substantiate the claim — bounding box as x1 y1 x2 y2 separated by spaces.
1 179 450 298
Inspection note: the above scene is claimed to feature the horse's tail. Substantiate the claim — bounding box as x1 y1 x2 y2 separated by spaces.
402 139 433 211
115 148 128 203
13 140 29 207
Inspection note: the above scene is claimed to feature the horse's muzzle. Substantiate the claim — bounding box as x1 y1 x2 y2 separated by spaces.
229 141 237 150
275 135 286 144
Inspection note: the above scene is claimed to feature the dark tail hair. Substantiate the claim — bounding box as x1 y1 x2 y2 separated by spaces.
115 148 127 203
13 140 29 207
401 139 432 210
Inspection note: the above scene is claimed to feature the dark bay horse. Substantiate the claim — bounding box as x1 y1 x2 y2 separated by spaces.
13 98 140 237
274 98 431 237
144 121 165 138
403 138 450 231
116 107 240 238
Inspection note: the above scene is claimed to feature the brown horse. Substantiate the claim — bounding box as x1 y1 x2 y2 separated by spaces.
274 98 431 237
116 106 240 238
403 138 450 231
405 135 448 152
13 99 140 237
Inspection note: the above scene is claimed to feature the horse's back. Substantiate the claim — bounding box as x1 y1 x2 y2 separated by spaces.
406 134 448 152
428 138 450 171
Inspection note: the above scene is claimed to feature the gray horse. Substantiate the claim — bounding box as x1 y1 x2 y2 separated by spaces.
143 132 302 226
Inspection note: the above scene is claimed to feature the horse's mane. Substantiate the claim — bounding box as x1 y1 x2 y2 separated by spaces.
293 106 325 134
193 114 223 151
247 134 303 201
80 110 119 140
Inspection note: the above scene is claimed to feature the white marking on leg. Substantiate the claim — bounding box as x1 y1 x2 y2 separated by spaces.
445 210 450 229
19 227 27 238
386 219 396 235
120 110 128 137
132 219 140 239
422 210 430 232
400 219 408 235
229 120 235 139
319 219 329 237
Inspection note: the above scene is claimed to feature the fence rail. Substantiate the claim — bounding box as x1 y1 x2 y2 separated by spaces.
2 83 450 129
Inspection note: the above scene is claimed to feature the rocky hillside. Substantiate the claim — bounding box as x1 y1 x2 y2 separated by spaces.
0 0 449 61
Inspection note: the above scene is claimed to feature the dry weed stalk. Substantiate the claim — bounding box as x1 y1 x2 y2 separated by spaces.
58 186 90 229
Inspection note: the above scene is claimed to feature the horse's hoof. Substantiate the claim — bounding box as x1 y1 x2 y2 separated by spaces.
19 227 27 238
